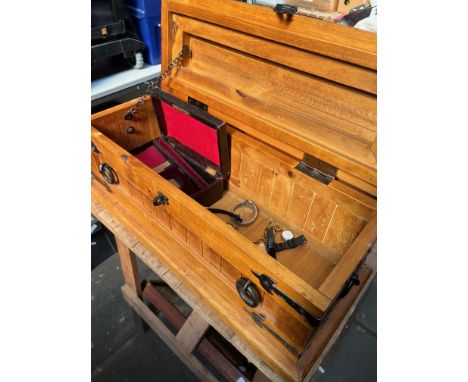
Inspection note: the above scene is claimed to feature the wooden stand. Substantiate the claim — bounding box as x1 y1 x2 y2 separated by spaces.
92 198 376 382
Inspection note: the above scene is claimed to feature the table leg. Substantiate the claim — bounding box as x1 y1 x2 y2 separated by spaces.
115 237 148 332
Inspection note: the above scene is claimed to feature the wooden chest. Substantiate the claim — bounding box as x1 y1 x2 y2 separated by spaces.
91 0 376 380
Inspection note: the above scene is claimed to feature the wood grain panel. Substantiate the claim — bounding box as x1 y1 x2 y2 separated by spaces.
173 14 376 94
164 0 377 69
239 152 262 196
323 207 366 254
260 293 313 354
186 229 203 258
276 245 335 288
171 217 187 243
305 195 337 242
221 258 241 283
286 184 315 229
269 174 293 219
256 167 275 208
157 207 173 230
202 243 221 271
186 38 376 139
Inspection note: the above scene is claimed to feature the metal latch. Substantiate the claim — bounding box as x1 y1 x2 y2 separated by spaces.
295 154 337 185
188 97 208 111
273 4 298 15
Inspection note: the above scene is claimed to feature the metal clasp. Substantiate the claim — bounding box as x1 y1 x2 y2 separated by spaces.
153 191 169 206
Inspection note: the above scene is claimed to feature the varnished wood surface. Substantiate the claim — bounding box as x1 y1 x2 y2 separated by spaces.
229 131 376 258
93 126 316 352
319 214 377 299
92 15 378 370
92 180 300 381
91 98 160 152
162 0 377 186
168 88 377 197
91 125 332 320
92 195 375 381
173 14 376 95
212 190 335 288
91 98 376 314
115 237 142 296
163 0 377 69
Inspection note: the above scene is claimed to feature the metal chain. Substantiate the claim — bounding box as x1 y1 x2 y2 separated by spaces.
124 46 189 120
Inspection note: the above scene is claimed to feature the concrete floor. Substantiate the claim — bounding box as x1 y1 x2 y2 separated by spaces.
91 227 377 382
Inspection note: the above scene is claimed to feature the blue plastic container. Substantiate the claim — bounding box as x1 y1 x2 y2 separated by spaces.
125 0 160 18
125 0 162 65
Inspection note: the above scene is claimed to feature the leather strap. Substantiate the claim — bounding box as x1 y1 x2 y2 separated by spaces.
265 227 306 258
208 208 243 224
275 235 307 252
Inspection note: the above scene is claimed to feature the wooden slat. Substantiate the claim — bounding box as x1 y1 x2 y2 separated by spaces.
304 195 336 242
270 174 293 219
186 229 203 257
176 311 211 353
239 152 262 196
256 166 275 208
202 243 221 271
173 14 376 94
171 216 187 242
334 170 377 198
285 184 315 229
319 214 377 299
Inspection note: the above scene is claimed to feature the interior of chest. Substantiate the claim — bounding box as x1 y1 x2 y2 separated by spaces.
92 98 376 291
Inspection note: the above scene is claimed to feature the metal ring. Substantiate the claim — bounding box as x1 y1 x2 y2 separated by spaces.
232 200 258 226
99 163 118 185
236 278 261 308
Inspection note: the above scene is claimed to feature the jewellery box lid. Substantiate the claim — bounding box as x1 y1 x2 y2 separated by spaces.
160 0 377 191
150 87 229 179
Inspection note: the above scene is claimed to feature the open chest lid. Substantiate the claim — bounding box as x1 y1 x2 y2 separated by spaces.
160 0 377 190
150 88 229 179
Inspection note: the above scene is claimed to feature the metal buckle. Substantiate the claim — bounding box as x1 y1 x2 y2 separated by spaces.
232 200 259 226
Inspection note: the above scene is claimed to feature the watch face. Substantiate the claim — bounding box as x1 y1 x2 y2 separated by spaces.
282 230 294 241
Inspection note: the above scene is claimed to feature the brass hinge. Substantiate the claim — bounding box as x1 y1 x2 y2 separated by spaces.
295 154 337 185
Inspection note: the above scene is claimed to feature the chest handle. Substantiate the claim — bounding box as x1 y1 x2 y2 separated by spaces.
99 163 118 185
236 278 261 308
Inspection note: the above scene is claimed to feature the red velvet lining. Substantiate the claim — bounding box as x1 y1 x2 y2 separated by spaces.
161 102 220 166
135 146 166 168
